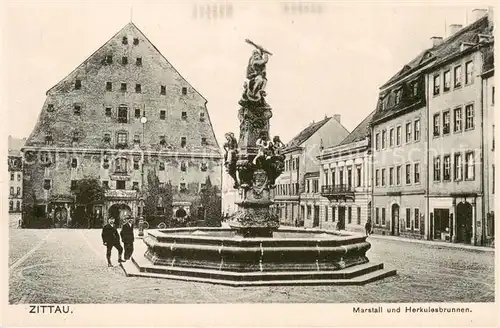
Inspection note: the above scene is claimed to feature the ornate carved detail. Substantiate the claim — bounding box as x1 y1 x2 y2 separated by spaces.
231 208 279 228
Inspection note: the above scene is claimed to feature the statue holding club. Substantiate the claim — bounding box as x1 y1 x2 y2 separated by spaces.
240 39 273 107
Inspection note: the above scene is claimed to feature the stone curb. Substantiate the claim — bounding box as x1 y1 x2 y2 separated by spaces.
367 234 495 252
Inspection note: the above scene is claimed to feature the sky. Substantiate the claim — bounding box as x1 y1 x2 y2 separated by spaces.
2 1 487 147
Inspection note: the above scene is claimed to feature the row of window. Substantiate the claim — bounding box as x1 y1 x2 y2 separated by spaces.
375 119 421 151
276 182 300 196
433 152 475 182
72 79 188 96
284 157 299 172
375 163 420 187
432 103 474 137
44 179 205 193
44 130 208 148
305 179 319 193
322 205 362 225
10 172 21 181
380 79 420 111
323 165 363 188
121 36 140 45
10 187 21 196
433 60 474 96
374 207 421 231
70 157 209 173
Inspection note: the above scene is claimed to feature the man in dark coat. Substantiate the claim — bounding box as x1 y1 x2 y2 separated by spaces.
120 217 135 261
101 218 124 267
365 218 372 236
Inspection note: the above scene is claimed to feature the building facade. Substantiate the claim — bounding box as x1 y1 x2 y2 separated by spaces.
426 11 493 245
8 136 26 213
370 9 494 246
22 23 222 228
317 111 375 233
273 115 349 227
481 42 495 246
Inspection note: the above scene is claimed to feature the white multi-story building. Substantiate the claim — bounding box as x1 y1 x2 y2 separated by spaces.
317 111 374 233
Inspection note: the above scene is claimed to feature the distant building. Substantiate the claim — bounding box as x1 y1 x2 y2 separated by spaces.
317 111 375 233
22 22 222 228
273 115 349 227
8 136 26 213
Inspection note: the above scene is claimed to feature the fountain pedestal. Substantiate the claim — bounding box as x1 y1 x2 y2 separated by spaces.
121 40 397 286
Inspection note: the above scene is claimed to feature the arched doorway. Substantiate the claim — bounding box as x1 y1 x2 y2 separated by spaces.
391 204 400 236
456 202 473 244
54 207 68 228
175 207 187 218
108 204 132 227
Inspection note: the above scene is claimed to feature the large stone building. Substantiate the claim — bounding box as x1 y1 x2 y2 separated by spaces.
8 136 26 214
371 9 494 245
22 22 222 228
317 111 375 233
426 10 493 245
273 115 349 227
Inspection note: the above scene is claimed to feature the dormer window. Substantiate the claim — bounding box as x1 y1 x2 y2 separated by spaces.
45 133 53 145
74 104 81 115
72 131 80 142
395 89 402 105
75 79 82 90
411 81 418 97
122 36 128 45
133 38 139 45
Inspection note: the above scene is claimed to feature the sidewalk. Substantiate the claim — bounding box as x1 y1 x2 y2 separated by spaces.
368 233 495 253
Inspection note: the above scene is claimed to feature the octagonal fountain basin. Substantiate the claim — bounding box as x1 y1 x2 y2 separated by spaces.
121 227 397 286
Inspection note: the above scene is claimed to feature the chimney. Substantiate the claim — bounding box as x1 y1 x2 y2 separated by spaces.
448 24 463 36
333 114 341 123
472 8 488 22
430 36 443 47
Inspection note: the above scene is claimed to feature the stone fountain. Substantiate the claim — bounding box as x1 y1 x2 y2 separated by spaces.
122 40 396 286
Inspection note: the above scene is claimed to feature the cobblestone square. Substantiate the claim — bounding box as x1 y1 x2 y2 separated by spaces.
8 228 494 304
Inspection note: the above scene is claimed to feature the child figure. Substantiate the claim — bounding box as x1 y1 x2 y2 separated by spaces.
253 132 273 165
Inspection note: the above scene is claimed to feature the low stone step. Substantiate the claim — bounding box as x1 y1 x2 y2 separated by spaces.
121 259 396 287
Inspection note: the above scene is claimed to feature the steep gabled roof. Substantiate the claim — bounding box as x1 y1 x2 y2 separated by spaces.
286 117 331 148
381 15 491 90
339 110 375 146
46 22 207 103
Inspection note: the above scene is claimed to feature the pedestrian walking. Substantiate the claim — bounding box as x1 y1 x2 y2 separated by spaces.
120 217 135 261
101 218 125 267
365 219 372 236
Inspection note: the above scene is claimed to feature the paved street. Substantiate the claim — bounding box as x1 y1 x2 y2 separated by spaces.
9 227 494 304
